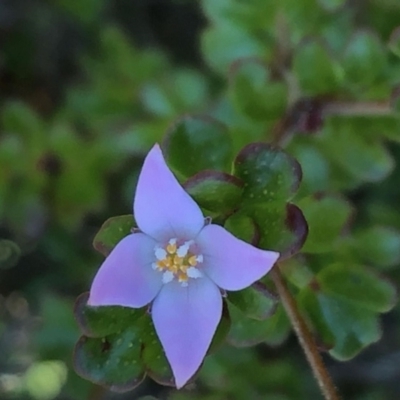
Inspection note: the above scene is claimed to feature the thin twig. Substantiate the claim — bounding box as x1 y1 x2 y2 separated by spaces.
270 267 341 400
323 101 392 116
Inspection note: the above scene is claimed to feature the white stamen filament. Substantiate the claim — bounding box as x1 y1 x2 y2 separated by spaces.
153 239 203 286
162 271 174 284
187 267 202 279
177 240 194 257
155 247 167 260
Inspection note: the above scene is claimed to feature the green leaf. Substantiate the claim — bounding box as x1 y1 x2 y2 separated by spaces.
298 195 353 253
317 0 346 11
141 69 209 118
141 84 176 118
53 0 105 24
328 302 381 361
229 59 287 121
201 24 268 74
389 27 400 58
208 302 231 353
299 289 381 359
330 115 400 143
93 215 135 256
319 117 394 183
228 304 290 347
228 283 277 320
74 295 176 389
244 203 308 258
163 115 233 179
353 226 400 269
234 143 302 205
184 171 243 214
280 257 314 289
343 31 387 87
173 69 210 111
34 295 79 355
318 264 397 313
299 288 335 349
288 141 330 196
73 329 145 392
202 0 278 30
74 293 146 338
328 293 380 360
224 212 260 245
0 239 21 269
300 263 396 360
1 101 45 143
293 40 344 95
225 202 308 258
141 318 175 387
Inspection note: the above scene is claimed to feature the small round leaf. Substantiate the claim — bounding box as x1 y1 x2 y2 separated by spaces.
73 329 145 392
184 171 243 214
234 143 302 205
163 115 233 178
93 215 136 256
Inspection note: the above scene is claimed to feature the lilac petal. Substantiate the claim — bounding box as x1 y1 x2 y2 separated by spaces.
88 233 162 308
196 224 279 291
151 278 222 389
134 144 204 242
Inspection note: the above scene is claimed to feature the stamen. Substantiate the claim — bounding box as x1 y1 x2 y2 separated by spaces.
188 255 198 266
162 271 174 284
166 238 177 254
178 272 189 282
155 247 167 260
174 255 184 266
154 239 203 285
187 267 202 279
176 240 194 257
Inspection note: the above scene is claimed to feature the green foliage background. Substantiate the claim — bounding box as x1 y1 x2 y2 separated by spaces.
1 0 400 399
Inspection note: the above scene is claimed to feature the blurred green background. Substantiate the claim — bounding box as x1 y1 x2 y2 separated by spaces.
1 0 400 399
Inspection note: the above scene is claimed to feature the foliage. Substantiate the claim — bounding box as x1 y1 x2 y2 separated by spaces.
1 0 400 399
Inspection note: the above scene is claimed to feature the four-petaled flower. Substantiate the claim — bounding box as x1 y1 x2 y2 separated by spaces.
88 144 279 388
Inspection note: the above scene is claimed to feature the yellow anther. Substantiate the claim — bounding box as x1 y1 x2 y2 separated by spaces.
179 264 189 273
178 272 189 282
166 243 177 254
156 260 166 269
173 255 184 266
155 239 203 284
188 255 198 266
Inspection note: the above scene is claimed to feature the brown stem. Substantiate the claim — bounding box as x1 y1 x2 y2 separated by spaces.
322 101 392 116
270 267 341 400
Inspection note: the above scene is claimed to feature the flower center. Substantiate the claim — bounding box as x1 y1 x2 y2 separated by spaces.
153 239 203 286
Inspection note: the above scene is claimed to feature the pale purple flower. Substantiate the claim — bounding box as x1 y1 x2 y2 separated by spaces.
88 144 279 388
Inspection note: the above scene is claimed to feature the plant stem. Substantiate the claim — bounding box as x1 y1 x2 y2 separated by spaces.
270 267 341 400
323 101 392 116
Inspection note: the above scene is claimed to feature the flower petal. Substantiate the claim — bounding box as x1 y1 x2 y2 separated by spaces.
88 233 162 308
134 144 204 241
151 278 222 389
197 224 279 291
